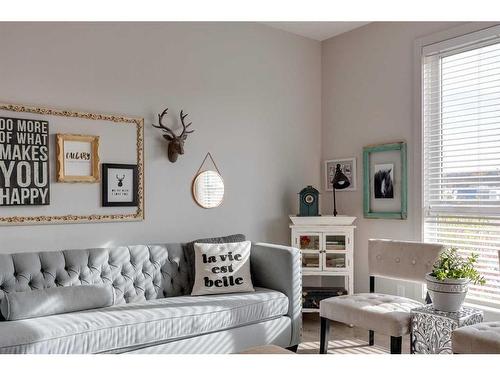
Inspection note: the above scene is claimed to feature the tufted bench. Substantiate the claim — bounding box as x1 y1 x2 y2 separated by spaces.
0 238 302 354
319 239 444 354
451 250 500 354
452 321 500 354
320 293 424 337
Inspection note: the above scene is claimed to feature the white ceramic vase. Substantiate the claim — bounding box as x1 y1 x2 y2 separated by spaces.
425 273 469 312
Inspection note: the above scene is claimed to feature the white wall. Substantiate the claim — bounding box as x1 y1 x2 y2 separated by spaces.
0 22 322 253
321 22 465 295
3 22 489 299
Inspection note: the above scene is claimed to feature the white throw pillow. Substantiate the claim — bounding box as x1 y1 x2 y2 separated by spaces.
191 241 255 296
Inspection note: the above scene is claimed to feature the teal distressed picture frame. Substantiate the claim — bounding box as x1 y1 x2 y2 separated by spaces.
363 142 407 219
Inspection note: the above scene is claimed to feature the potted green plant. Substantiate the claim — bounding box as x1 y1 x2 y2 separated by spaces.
425 248 485 312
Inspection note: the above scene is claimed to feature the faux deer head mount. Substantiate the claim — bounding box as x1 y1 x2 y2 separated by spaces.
152 108 194 162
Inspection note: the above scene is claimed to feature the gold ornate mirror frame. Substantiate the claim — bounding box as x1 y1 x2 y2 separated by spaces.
0 102 144 225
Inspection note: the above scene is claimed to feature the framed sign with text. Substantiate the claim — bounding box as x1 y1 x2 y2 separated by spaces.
0 116 50 206
56 133 100 183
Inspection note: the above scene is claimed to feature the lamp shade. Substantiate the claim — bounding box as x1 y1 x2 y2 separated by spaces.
332 164 350 190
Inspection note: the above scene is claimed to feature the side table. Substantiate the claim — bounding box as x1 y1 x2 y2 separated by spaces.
411 304 483 354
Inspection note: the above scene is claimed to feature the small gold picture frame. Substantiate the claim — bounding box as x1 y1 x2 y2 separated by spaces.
56 133 100 183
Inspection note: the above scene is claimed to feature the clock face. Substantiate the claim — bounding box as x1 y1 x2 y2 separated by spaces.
304 194 315 205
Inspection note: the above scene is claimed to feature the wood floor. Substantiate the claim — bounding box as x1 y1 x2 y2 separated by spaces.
298 313 411 354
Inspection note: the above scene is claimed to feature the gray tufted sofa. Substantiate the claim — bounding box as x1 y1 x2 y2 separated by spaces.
0 238 302 354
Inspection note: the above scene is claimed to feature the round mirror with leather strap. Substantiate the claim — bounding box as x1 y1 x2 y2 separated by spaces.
192 153 225 209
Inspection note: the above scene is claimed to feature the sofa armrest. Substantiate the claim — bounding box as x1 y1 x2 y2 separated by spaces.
250 242 302 346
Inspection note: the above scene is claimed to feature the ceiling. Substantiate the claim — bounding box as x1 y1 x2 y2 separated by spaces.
262 22 370 41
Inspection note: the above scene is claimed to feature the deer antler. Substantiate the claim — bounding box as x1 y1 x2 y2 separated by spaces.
179 110 194 137
152 108 177 139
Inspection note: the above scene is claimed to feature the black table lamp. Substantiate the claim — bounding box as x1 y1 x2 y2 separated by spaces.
331 164 351 216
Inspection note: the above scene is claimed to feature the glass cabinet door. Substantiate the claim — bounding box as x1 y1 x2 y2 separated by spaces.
296 233 320 251
301 251 321 271
323 233 349 271
323 252 348 271
295 233 321 272
324 234 347 251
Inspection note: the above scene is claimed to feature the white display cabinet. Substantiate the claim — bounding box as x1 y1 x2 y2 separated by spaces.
290 215 356 313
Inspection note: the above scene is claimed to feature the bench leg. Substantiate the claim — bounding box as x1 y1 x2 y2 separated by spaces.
390 336 402 354
369 330 374 346
320 317 330 354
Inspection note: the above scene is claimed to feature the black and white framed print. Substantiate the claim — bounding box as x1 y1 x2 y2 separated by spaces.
374 163 394 199
363 142 407 220
324 157 356 191
102 163 138 207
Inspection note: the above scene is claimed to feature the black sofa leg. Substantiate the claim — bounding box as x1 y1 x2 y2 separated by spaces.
390 336 402 354
369 330 374 346
286 345 298 353
320 317 330 354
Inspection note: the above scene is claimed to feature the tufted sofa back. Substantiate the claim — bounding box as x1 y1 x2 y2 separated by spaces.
0 244 195 307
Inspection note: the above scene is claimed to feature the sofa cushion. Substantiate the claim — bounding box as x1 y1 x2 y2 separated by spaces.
0 287 288 354
191 241 254 296
320 293 424 337
452 321 500 354
189 234 246 245
0 284 114 321
183 234 247 288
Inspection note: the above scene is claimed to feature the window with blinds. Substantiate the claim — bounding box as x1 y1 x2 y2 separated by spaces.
423 27 500 308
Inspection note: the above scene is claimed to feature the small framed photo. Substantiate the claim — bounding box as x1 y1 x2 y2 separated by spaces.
56 134 100 183
102 163 138 207
324 158 356 191
363 142 407 219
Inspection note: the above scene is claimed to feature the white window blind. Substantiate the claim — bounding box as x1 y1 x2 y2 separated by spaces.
423 26 500 308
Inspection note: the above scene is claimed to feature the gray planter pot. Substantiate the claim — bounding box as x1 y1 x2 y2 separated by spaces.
425 273 469 312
